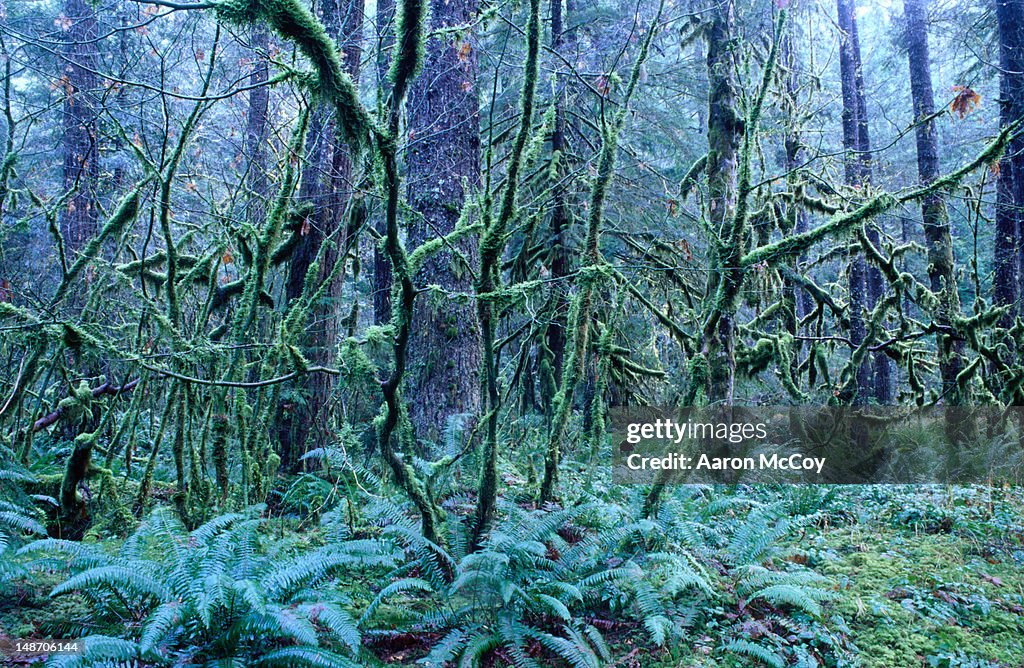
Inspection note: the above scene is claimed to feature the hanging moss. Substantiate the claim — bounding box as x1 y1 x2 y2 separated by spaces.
682 353 709 406
52 184 144 304
216 0 377 149
678 153 709 202
745 120 1019 270
210 412 231 503
736 337 775 377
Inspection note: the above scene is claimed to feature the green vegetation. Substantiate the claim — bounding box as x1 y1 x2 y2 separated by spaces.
2 0 1024 664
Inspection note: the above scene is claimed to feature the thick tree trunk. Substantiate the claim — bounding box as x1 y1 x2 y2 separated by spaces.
837 0 890 403
60 0 101 254
279 0 363 469
994 0 1024 324
904 0 965 403
703 0 740 405
404 0 482 444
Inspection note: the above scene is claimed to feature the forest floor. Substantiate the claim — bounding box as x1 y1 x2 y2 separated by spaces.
636 486 1024 668
2 485 1023 667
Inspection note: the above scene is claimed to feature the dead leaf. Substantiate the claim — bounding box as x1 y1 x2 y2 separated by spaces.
951 85 981 119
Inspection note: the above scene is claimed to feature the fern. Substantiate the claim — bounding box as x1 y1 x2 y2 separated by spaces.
25 507 380 666
724 638 786 668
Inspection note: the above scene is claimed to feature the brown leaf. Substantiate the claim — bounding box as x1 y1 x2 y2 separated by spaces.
951 85 981 119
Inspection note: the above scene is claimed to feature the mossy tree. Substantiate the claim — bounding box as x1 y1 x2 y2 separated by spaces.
836 0 890 405
279 0 366 470
58 0 101 255
903 0 965 405
993 0 1024 327
403 0 483 445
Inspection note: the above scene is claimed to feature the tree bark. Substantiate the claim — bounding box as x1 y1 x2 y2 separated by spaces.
245 26 271 226
703 0 741 405
59 0 101 254
837 0 890 403
279 0 363 469
904 0 965 403
538 0 577 409
994 0 1024 324
404 0 482 444
781 29 812 379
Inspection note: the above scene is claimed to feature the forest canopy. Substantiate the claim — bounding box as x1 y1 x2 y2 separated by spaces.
2 0 1024 665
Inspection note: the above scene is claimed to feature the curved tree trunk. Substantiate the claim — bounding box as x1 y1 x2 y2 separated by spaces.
372 0 395 326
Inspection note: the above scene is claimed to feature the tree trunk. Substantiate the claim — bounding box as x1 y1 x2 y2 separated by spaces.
60 0 101 254
781 29 812 380
994 0 1024 325
703 0 741 405
245 27 270 226
279 0 363 469
404 0 482 444
904 0 965 403
837 0 889 403
539 0 577 409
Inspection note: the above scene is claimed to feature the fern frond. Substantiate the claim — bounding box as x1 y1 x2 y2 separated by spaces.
526 628 599 668
458 631 500 668
139 601 183 651
0 509 46 536
749 583 832 617
723 638 785 668
50 565 171 602
253 646 361 668
304 602 360 653
419 626 471 667
359 577 434 626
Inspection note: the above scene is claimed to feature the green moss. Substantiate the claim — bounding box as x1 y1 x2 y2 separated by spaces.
388 0 428 104
816 526 1024 666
